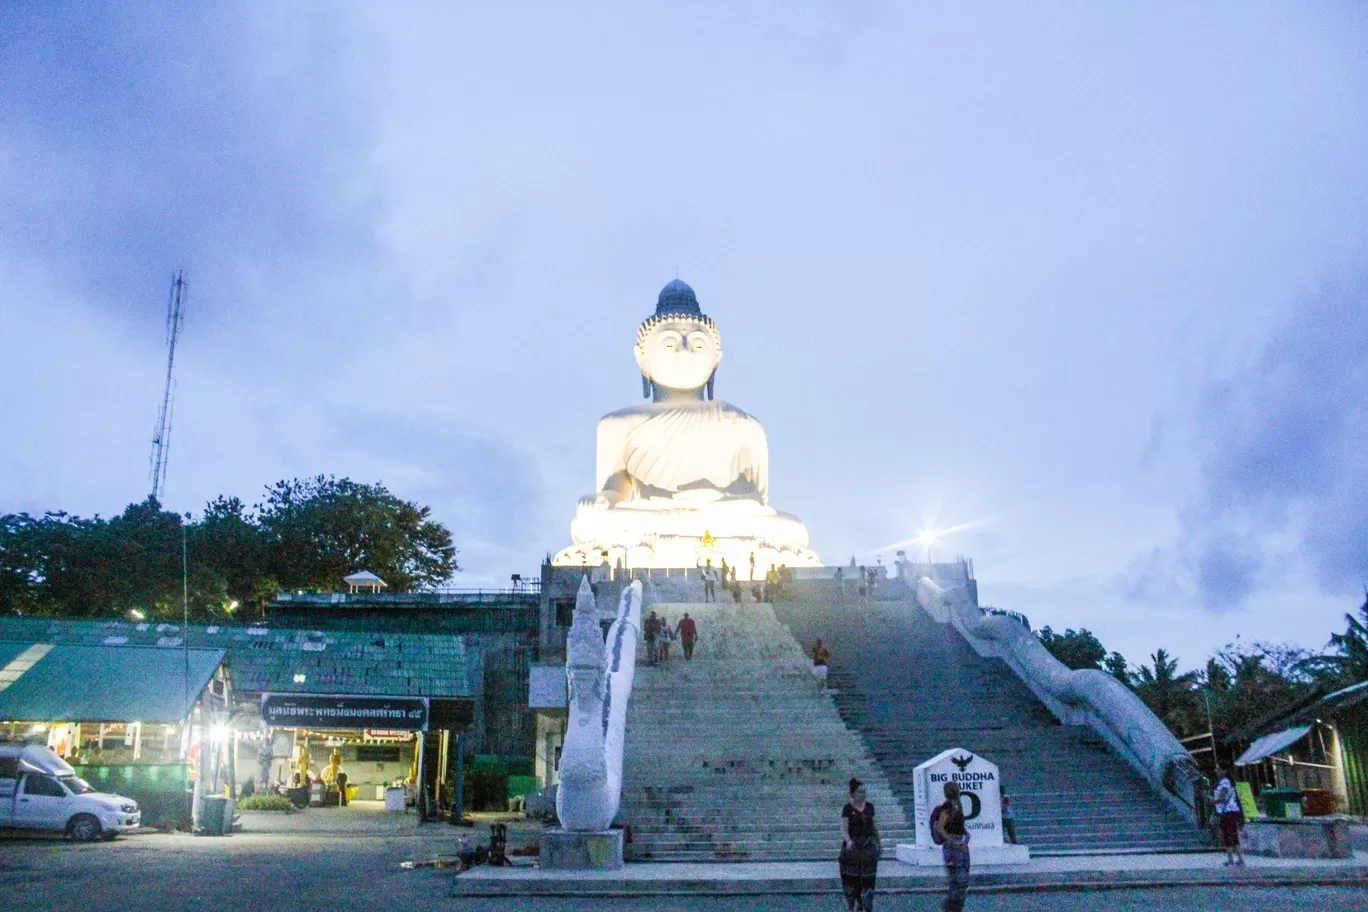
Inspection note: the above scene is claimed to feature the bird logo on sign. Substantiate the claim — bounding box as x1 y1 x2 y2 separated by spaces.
950 754 974 771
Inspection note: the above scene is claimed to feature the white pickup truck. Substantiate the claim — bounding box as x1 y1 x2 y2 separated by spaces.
0 744 141 841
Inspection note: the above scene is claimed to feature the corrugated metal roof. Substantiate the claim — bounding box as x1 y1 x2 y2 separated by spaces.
0 640 225 723
1235 724 1313 766
0 617 475 699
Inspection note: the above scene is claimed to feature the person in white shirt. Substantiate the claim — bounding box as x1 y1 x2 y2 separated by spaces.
1213 768 1245 866
701 559 718 602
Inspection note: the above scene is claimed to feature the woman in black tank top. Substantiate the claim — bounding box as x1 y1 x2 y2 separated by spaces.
839 778 879 910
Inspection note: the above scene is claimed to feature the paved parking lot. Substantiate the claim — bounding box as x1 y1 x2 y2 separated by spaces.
1 806 475 912
2 808 1364 912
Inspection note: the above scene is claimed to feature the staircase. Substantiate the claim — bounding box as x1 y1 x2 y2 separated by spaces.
620 600 914 861
774 592 1209 854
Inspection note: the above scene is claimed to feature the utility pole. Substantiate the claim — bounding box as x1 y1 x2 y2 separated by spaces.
150 272 187 503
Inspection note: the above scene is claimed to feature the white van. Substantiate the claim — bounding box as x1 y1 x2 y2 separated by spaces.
0 743 141 841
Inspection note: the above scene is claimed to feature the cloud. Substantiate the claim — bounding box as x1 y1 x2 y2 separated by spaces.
1184 280 1368 608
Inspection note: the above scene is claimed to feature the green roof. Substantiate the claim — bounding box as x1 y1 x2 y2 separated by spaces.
0 640 225 724
0 617 475 699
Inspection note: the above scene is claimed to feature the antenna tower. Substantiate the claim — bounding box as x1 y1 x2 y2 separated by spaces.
150 271 187 503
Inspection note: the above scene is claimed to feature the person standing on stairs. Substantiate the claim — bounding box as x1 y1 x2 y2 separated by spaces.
657 616 672 661
764 564 779 602
811 638 830 694
644 611 660 665
932 780 971 912
702 559 718 602
839 778 880 911
676 612 698 660
1000 788 1017 845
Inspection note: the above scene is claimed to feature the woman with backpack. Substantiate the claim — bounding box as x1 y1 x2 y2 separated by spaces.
931 781 971 912
839 778 880 911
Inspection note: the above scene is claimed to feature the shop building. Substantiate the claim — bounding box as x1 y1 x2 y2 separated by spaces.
0 606 538 820
0 637 227 827
1231 679 1368 816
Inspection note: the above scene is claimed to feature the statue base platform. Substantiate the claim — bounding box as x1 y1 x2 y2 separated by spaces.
554 495 820 570
539 828 625 870
895 843 1031 866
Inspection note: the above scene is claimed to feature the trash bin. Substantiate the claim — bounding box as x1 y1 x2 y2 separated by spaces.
1263 788 1303 819
200 795 228 836
1301 788 1334 816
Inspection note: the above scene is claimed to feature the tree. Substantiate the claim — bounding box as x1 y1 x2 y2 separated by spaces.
1037 626 1108 670
256 476 456 593
0 499 227 621
1326 591 1368 686
194 496 273 617
0 476 457 620
1103 651 1132 684
1203 641 1319 739
1132 649 1202 735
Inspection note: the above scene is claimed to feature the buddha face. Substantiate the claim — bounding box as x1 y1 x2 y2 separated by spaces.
635 317 721 391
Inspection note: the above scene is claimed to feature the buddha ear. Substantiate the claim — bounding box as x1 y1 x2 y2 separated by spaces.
642 374 652 399
706 370 716 401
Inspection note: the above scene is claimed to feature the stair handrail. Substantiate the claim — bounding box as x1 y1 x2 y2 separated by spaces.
916 576 1206 825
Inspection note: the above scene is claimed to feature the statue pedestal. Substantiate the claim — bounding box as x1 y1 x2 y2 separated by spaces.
539 828 625 870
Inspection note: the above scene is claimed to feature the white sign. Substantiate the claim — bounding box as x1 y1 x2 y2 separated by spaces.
913 747 1004 848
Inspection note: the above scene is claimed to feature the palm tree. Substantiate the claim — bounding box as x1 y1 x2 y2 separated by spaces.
1327 590 1368 686
1133 649 1201 735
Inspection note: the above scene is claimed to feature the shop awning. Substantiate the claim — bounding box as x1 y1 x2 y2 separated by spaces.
0 640 225 724
1236 724 1312 766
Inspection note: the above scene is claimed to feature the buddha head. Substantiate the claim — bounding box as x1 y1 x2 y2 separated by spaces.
635 279 722 399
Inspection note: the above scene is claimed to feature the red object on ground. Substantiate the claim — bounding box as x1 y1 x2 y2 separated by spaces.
1301 789 1334 816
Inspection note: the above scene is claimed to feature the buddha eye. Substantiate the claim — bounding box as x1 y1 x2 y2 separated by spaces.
688 332 710 351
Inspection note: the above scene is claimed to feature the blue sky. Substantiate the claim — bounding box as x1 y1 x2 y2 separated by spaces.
2 3 1365 670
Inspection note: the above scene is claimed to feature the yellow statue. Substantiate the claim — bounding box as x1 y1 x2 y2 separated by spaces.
295 742 311 784
323 747 342 785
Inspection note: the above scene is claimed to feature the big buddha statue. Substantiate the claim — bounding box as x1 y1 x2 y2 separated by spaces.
554 280 820 570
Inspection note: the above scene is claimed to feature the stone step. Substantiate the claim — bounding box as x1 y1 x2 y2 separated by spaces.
772 596 1209 854
622 601 913 861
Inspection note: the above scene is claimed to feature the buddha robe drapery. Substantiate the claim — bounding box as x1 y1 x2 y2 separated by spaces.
617 400 769 504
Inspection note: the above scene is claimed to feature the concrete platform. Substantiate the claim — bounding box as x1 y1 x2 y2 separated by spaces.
895 842 1030 866
453 850 1368 896
539 828 624 869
